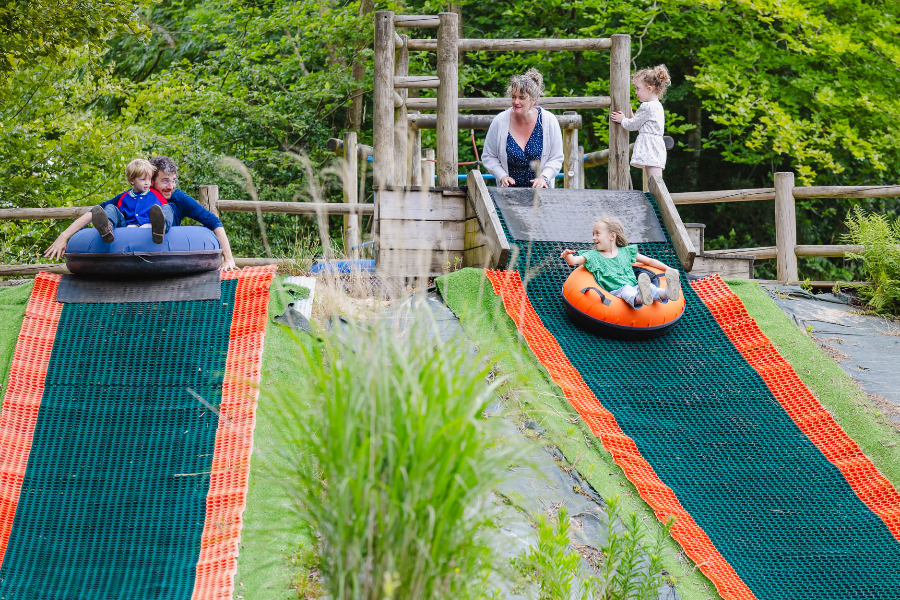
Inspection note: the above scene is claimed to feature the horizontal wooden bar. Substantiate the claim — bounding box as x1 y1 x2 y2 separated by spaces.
670 188 776 205
394 32 404 49
795 244 865 257
705 247 777 260
792 185 900 199
405 96 611 111
0 207 89 220
393 91 404 108
394 75 440 89
393 15 440 28
752 279 874 288
0 263 70 276
217 200 375 215
408 113 581 130
406 38 611 52
325 138 374 159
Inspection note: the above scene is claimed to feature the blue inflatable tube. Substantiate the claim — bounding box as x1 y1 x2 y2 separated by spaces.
65 226 222 277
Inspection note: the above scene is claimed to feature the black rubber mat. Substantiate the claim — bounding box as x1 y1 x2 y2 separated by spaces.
489 188 666 244
56 271 221 304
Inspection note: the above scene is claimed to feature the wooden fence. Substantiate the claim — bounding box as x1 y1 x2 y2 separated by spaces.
670 173 900 282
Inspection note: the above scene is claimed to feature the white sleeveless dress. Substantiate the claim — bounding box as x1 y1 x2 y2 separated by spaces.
621 100 666 169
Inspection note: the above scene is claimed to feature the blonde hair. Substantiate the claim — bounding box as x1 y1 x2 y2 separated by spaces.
125 159 156 183
506 68 544 101
595 217 628 247
632 64 671 98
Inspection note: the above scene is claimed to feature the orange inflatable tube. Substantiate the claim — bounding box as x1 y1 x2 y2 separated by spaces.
562 264 685 340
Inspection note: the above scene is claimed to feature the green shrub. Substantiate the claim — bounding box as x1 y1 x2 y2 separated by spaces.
267 311 517 600
842 207 900 315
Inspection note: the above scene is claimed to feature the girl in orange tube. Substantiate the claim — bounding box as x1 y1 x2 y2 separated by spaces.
560 217 681 307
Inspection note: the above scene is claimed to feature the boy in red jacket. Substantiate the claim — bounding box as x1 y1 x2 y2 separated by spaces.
90 159 173 244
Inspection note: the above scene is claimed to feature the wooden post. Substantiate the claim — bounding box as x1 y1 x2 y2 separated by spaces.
577 145 585 189
394 34 409 186
642 169 649 192
608 33 631 190
409 112 422 186
374 11 395 189
342 131 360 259
562 111 579 189
435 12 459 187
198 185 219 217
423 148 435 189
775 171 798 283
648 175 696 271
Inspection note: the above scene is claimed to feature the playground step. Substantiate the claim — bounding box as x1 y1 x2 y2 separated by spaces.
683 223 755 278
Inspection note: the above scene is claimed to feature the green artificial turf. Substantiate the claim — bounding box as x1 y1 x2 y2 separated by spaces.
0 282 32 399
437 268 722 600
725 279 900 489
234 277 314 600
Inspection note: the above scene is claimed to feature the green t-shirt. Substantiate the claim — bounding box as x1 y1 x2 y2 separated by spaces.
578 245 639 291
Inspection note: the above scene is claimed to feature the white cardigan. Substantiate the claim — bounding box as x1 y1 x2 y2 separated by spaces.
482 107 564 188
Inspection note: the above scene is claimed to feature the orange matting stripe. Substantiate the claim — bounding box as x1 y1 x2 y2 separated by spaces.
0 273 63 570
192 265 277 600
691 274 900 543
484 269 757 600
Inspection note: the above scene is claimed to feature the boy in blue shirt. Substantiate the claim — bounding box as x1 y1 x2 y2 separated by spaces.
91 159 174 244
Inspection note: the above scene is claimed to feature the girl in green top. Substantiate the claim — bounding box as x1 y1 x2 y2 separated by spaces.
560 217 681 308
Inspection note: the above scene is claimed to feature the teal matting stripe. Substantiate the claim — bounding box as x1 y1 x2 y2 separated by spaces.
0 280 236 599
497 196 900 600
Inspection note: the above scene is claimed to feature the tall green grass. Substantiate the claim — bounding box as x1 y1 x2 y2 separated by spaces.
265 310 518 600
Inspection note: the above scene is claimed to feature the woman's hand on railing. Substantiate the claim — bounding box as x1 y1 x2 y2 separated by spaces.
531 176 549 189
499 176 515 187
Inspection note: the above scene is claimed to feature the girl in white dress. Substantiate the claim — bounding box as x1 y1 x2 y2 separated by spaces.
610 65 671 182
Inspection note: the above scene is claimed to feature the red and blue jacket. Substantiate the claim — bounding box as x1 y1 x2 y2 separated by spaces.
112 188 167 226
102 189 222 230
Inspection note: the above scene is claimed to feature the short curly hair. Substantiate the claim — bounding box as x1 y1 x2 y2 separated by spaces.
149 156 178 179
506 68 544 102
632 64 671 98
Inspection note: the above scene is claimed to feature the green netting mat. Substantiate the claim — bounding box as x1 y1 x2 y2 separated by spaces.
495 194 900 599
0 280 236 599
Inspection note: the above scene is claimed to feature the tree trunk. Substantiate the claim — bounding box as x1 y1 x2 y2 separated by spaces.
348 0 375 131
686 104 702 190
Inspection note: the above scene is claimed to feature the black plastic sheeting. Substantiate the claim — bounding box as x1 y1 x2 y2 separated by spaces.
489 188 666 244
55 271 221 304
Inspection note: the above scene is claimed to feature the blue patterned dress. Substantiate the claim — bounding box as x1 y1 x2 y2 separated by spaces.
506 109 543 187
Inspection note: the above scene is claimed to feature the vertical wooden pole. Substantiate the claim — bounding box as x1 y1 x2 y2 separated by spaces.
775 171 798 283
435 12 459 187
393 34 409 186
373 11 395 189
609 33 631 190
343 131 360 259
423 148 435 189
198 185 219 217
409 113 422 186
577 145 585 189
642 169 649 192
562 111 579 189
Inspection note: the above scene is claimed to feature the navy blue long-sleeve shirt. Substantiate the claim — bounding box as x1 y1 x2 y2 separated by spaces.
101 188 223 231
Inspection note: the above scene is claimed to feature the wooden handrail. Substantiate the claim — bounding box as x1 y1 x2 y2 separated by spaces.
406 38 612 52
669 184 899 205
405 96 611 111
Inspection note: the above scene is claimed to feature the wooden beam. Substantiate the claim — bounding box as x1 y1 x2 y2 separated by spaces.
393 32 404 49
466 170 510 269
792 185 900 199
795 244 867 257
0 207 88 220
775 171 798 283
217 200 374 215
408 112 422 186
670 188 776 205
422 148 435 189
608 34 630 190
408 113 582 130
394 75 440 89
648 175 695 271
394 14 440 28
343 131 360 259
405 96 610 111
326 138 373 158
705 246 777 260
0 263 70 276
373 10 396 188
394 36 409 187
562 111 579 189
577 145 585 189
435 12 459 187
197 185 219 217
406 38 612 52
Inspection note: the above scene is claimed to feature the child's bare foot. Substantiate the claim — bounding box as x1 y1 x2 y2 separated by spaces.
149 205 166 244
637 272 653 306
91 206 115 243
665 268 681 302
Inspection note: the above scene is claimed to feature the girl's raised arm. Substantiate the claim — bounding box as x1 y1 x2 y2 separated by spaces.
635 253 670 270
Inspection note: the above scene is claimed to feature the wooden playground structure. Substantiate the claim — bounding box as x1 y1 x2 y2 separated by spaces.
2 11 899 285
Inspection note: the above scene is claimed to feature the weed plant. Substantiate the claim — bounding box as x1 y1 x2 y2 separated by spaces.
266 310 518 600
842 207 900 315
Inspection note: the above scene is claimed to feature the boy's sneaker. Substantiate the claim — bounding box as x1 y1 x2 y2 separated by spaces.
149 205 166 244
665 268 682 302
637 272 654 306
91 206 115 243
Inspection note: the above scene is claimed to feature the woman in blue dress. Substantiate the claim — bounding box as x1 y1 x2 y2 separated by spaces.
482 68 565 188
